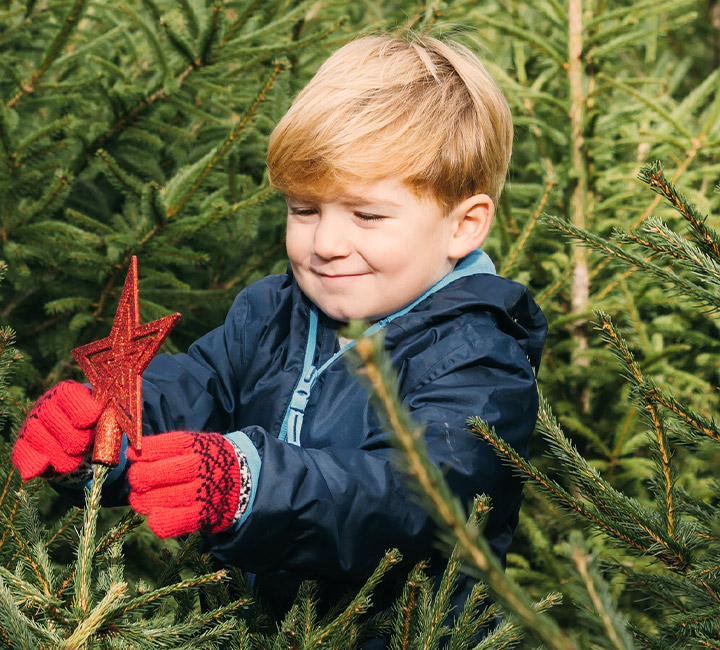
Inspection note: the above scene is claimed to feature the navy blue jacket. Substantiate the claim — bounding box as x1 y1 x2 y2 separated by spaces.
104 251 547 620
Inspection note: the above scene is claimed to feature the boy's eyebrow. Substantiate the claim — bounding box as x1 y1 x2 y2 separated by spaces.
285 193 401 208
336 193 401 208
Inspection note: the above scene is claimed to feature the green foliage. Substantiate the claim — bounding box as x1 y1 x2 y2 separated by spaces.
443 0 720 450
0 0 373 385
0 263 26 438
0 466 246 648
472 167 720 646
2 0 720 646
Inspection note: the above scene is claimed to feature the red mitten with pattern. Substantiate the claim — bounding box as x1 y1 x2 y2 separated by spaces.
127 431 249 539
12 381 104 481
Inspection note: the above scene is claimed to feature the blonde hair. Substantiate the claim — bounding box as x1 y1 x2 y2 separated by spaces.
267 33 513 210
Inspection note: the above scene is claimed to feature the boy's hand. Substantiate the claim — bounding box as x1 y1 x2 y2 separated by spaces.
127 431 244 539
12 381 104 481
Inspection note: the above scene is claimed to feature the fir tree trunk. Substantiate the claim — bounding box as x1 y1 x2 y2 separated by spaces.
568 0 590 386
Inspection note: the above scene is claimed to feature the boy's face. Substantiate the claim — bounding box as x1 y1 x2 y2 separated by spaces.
285 178 463 322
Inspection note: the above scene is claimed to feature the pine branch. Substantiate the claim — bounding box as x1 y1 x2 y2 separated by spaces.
14 490 56 598
56 510 142 600
21 171 72 224
59 581 128 650
95 149 143 198
499 177 554 276
389 560 429 650
590 150 707 301
308 549 402 648
545 215 720 312
639 161 720 260
0 481 22 559
0 465 16 515
597 73 694 141
352 336 575 650
568 533 633 650
7 0 88 109
220 1 313 50
467 13 565 66
642 381 720 444
587 11 696 59
418 544 460 647
74 464 108 612
0 513 51 594
140 598 249 641
121 3 171 81
619 226 695 263
299 582 319 645
597 313 676 537
164 60 282 219
470 414 661 557
177 0 200 38
218 0 265 48
68 60 196 176
446 582 495 650
220 17 348 59
585 0 693 29
0 579 61 648
0 563 61 614
474 391 696 571
110 569 228 619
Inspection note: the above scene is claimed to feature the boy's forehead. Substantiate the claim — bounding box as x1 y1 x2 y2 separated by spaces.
285 188 400 207
283 178 435 207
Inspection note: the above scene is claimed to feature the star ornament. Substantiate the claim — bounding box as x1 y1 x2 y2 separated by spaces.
72 257 180 466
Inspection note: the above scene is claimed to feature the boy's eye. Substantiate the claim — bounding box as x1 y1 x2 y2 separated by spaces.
355 212 385 222
289 207 317 217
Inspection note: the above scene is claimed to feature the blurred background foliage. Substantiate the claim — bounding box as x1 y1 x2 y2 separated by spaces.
1 0 720 645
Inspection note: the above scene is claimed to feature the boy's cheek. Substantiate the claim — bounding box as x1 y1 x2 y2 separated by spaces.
285 227 309 261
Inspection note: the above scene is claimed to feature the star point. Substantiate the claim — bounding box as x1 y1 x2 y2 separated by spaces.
72 257 180 466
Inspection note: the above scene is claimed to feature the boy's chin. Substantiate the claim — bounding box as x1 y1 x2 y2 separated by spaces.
316 302 382 323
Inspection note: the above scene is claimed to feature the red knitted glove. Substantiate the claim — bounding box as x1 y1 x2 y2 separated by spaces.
12 381 104 481
127 431 247 539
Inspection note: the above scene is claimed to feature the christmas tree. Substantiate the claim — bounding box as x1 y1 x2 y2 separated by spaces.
2 0 719 646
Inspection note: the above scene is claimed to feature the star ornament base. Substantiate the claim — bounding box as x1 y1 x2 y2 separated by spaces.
94 408 123 466
72 257 180 467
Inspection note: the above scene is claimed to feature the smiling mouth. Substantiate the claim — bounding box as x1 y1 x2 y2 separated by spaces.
315 272 369 279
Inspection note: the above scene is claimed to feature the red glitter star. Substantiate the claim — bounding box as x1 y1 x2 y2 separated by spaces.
72 257 180 466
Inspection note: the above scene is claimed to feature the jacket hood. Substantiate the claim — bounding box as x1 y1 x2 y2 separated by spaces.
378 265 546 374
290 249 546 373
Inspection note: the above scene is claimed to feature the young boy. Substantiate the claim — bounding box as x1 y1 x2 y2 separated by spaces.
13 33 546 642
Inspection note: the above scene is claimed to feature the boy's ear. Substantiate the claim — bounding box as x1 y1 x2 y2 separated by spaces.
447 193 495 259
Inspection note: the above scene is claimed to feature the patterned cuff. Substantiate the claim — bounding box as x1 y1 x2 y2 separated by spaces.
51 455 94 486
233 447 252 524
51 435 129 490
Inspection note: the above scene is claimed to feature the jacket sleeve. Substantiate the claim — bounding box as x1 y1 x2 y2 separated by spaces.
205 320 538 581
140 290 250 436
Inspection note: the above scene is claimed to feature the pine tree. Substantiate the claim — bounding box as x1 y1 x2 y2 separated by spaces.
444 0 720 428
0 439 550 647
0 469 252 648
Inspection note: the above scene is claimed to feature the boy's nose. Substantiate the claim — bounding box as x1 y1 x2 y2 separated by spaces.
312 215 351 260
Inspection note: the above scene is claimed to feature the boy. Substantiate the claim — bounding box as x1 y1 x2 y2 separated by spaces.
13 33 546 642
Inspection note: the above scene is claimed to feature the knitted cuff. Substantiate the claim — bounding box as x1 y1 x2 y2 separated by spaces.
51 455 94 485
233 449 252 524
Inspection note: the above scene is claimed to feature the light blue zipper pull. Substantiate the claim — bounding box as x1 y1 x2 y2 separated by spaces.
284 366 318 445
